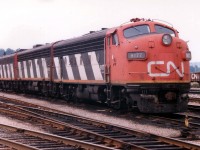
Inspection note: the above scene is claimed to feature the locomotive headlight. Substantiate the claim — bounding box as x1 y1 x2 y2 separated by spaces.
185 51 191 61
182 51 191 61
162 34 172 46
127 51 147 60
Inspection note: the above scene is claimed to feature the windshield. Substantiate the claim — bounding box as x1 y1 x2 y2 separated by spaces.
124 25 150 38
155 25 175 36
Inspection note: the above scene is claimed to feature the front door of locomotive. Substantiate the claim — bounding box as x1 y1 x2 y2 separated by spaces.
106 30 122 84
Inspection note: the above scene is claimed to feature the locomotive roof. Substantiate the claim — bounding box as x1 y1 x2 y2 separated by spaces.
1 18 177 59
17 28 108 56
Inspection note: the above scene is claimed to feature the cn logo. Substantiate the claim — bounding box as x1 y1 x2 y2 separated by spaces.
191 74 198 80
147 61 184 77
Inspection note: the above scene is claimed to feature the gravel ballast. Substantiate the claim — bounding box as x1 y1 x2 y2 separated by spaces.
0 92 181 137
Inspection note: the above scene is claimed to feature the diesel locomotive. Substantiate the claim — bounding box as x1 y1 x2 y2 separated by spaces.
0 18 191 113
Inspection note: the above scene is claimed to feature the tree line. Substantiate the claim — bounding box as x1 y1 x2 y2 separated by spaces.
0 48 15 56
190 65 200 73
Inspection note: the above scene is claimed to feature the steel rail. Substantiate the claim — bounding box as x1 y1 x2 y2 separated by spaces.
0 96 200 149
189 89 200 94
189 97 200 104
147 113 200 129
22 106 200 150
188 104 200 111
0 137 40 150
0 123 117 150
0 102 146 150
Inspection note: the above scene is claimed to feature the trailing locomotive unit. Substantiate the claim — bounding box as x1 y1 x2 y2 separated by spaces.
191 72 200 83
0 18 191 113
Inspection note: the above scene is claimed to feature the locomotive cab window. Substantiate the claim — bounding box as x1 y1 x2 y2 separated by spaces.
155 25 175 37
112 33 119 46
124 25 150 38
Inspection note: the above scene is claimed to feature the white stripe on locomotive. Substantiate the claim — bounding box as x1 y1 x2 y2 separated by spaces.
23 61 28 78
34 59 41 78
7 64 10 78
75 54 87 80
63 56 74 80
54 57 61 80
3 65 7 78
9 64 12 79
29 60 34 78
2 65 4 78
41 58 48 78
88 52 103 80
10 63 14 79
18 62 22 78
9 64 12 78
6 64 11 78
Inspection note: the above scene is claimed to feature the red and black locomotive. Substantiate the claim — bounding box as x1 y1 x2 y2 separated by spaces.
0 18 191 113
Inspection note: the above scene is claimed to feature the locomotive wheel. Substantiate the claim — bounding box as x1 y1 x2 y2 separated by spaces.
99 93 106 104
120 97 130 111
71 91 78 104
63 94 71 102
111 96 121 110
63 87 78 103
111 96 129 111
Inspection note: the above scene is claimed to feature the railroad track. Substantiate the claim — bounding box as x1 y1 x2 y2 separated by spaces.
189 97 200 104
0 103 138 150
188 104 200 111
148 113 200 131
0 123 112 150
189 88 200 94
142 105 200 138
0 96 200 150
0 143 12 150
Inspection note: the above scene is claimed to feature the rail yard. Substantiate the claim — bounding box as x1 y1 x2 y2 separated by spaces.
2 0 200 148
0 91 200 150
0 16 199 149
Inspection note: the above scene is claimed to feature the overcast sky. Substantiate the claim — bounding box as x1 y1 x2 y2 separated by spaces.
0 0 199 62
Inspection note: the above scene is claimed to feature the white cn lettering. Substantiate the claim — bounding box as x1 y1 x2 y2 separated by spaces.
147 61 184 77
191 74 198 80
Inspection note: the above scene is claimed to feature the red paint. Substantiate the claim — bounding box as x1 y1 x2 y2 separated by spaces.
13 53 18 80
105 19 190 85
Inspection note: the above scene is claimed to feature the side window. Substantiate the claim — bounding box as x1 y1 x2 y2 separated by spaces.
112 33 119 46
